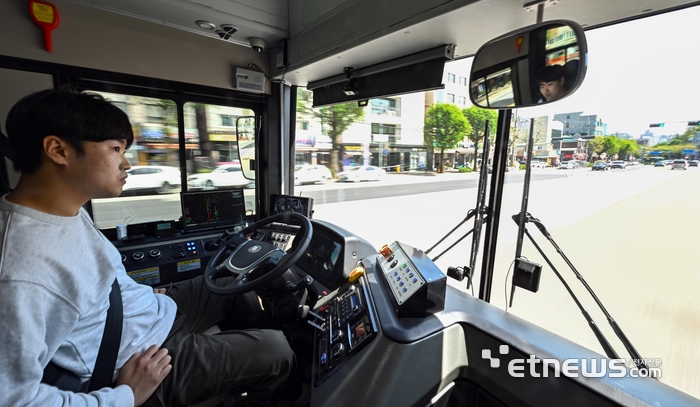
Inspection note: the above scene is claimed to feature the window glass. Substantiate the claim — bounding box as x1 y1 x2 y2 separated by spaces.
89 92 182 229
89 95 256 230
293 7 700 399
183 102 256 215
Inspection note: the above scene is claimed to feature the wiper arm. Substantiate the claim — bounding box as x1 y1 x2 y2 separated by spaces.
512 212 653 374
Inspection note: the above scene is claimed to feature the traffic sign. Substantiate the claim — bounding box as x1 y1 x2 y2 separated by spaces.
649 123 665 127
683 149 695 154
688 121 700 126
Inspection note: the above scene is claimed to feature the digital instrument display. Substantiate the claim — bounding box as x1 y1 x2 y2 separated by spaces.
297 231 342 277
181 189 246 232
269 194 313 218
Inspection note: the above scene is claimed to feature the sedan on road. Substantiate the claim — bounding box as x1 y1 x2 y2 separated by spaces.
122 165 181 195
592 161 608 171
337 166 386 182
294 164 332 185
558 161 574 169
187 164 251 190
610 161 626 169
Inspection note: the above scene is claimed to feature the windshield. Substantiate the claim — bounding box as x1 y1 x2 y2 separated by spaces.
294 6 700 398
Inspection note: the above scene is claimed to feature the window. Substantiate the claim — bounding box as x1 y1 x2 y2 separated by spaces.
371 123 397 135
458 96 466 105
370 98 401 116
89 92 257 229
221 115 234 126
447 93 455 103
447 73 456 83
296 121 309 130
459 76 467 86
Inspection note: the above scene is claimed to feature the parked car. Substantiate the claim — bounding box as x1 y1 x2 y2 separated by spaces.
664 159 674 166
654 161 666 167
294 164 332 185
672 159 688 170
530 161 546 169
558 161 574 169
610 160 626 169
688 160 699 167
337 166 386 182
122 165 181 195
592 161 608 171
187 164 251 190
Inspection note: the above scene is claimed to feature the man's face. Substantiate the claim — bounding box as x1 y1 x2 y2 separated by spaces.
539 78 566 101
67 140 131 199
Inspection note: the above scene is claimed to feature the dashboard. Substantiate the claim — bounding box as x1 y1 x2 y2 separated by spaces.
113 217 696 407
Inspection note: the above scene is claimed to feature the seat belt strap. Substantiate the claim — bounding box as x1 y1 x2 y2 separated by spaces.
87 278 123 392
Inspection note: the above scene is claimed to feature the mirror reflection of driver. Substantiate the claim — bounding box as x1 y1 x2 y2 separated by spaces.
537 64 567 102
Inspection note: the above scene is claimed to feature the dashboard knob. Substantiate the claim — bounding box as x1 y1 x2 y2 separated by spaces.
149 249 162 258
132 252 145 261
205 240 220 251
120 254 127 263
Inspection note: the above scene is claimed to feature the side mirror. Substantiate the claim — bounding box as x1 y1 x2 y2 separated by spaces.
469 20 587 109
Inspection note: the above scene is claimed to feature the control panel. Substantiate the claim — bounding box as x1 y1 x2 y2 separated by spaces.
378 241 446 318
311 276 378 386
268 231 294 251
118 237 216 286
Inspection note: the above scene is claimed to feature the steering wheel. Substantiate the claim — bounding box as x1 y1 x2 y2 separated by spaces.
204 213 312 296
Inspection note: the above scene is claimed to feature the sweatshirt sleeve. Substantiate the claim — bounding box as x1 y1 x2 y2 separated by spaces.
0 282 135 407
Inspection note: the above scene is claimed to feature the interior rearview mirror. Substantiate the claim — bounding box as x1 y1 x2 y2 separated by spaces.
469 20 587 109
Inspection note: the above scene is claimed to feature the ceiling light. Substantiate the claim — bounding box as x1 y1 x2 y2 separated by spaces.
196 20 216 30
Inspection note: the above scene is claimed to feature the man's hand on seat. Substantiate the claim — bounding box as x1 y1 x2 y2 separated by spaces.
116 344 172 406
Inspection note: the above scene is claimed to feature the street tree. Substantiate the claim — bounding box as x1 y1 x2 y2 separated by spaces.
297 88 365 175
463 106 498 171
424 104 470 173
587 136 606 160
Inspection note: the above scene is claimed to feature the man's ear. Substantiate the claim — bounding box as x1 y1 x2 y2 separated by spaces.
43 135 70 166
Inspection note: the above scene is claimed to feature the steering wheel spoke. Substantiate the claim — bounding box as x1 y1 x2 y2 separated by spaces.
204 213 313 296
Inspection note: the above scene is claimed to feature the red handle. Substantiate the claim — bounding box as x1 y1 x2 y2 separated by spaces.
43 27 53 52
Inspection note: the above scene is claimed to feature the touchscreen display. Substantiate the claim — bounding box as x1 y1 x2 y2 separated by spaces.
298 232 342 277
181 189 246 232
270 194 313 217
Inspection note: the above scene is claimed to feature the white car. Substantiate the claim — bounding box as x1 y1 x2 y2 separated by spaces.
558 161 574 169
294 164 332 185
337 166 386 182
530 161 546 169
122 165 181 195
187 164 251 190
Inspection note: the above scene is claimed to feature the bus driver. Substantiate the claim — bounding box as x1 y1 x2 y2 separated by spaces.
537 64 567 102
0 89 299 407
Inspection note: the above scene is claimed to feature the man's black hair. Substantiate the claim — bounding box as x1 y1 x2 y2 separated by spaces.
5 89 134 174
537 64 565 83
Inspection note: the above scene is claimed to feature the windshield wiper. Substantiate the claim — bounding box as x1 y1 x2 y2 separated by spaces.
511 212 653 374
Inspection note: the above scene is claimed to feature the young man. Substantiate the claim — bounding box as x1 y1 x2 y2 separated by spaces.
537 64 567 102
0 89 297 406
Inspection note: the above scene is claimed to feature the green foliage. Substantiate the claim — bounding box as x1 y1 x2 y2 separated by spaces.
519 164 526 170
297 88 365 174
458 166 472 173
424 104 470 172
462 106 498 170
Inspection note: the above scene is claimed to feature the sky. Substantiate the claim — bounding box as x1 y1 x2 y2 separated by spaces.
449 5 700 138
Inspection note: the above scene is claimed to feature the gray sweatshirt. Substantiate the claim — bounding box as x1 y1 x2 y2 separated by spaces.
0 196 177 406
